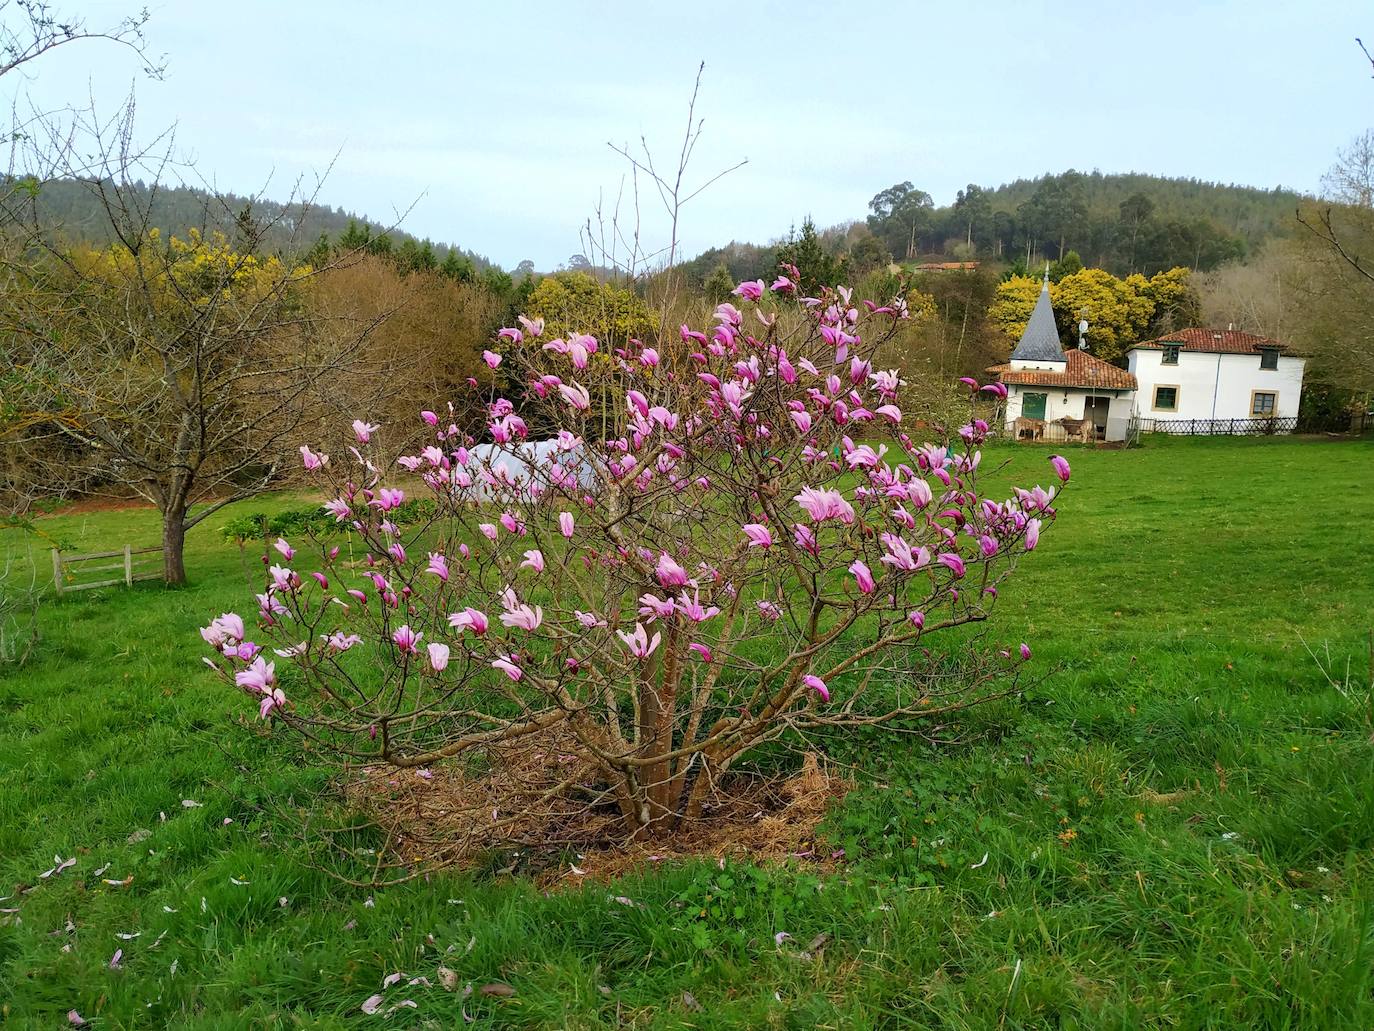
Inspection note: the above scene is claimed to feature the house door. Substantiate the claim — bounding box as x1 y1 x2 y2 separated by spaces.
1022 392 1047 420
1083 396 1110 438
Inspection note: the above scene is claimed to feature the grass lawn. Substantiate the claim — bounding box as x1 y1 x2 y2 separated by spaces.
2 434 1373 1028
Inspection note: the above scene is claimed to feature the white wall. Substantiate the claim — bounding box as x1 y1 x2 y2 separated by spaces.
1127 349 1304 421
1005 385 1086 423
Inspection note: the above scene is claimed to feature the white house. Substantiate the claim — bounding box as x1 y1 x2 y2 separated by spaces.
1126 329 1305 429
987 276 1138 442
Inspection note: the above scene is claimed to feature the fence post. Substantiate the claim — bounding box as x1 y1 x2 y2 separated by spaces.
51 548 64 596
124 544 133 587
1229 419 1235 435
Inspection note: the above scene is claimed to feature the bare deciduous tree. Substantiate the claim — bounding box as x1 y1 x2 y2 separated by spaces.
0 102 387 583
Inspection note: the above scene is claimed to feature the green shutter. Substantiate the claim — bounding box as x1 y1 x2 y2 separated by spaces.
1023 392 1047 419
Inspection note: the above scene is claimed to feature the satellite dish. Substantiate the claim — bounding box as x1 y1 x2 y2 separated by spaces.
1077 318 1089 350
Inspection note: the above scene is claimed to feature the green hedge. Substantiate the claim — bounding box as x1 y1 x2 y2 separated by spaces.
220 498 437 545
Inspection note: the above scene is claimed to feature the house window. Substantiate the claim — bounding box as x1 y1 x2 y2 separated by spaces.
1251 391 1277 416
1152 385 1179 412
1260 348 1278 370
1161 344 1180 365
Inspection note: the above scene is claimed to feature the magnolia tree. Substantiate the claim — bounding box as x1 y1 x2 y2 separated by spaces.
201 273 1069 846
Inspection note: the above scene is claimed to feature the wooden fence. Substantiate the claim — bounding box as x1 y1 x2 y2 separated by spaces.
51 545 163 595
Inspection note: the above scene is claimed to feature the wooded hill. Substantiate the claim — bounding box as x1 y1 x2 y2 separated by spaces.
680 170 1309 291
14 169 1308 288
7 177 499 273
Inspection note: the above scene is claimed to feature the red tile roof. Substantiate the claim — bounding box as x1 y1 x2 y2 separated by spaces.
987 350 1138 390
1132 328 1286 355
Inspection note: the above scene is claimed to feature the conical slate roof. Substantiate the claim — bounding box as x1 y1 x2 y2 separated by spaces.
1011 278 1065 362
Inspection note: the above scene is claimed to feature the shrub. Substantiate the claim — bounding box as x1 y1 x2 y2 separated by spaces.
201 279 1069 848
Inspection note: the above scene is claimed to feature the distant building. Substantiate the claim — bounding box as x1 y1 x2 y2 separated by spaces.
987 276 1307 441
1126 329 1304 427
986 274 1137 442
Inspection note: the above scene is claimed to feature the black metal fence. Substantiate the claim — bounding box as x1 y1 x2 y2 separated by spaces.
1129 416 1297 437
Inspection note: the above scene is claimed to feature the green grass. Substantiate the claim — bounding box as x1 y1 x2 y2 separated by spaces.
2 435 1373 1028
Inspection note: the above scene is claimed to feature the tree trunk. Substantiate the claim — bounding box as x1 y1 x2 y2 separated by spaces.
161 504 188 585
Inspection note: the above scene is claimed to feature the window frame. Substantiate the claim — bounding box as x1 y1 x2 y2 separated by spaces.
1152 384 1180 412
1161 344 1181 366
1259 347 1279 371
1250 390 1278 417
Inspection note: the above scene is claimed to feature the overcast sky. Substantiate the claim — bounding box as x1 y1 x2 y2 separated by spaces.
11 0 1373 269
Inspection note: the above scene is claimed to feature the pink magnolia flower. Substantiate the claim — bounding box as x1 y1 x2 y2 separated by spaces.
482 349 503 369
879 534 929 573
1019 643 1032 660
235 656 275 693
732 279 765 301
793 523 818 555
448 608 489 634
201 612 245 649
770 275 794 294
741 523 773 549
638 593 677 621
575 609 607 628
323 631 362 653
688 642 713 662
937 552 966 578
258 687 286 719
1049 454 1071 483
640 347 660 367
491 655 523 681
795 487 854 524
656 552 689 589
372 487 405 511
427 642 450 672
352 419 380 443
500 602 543 632
559 511 575 538
300 445 328 470
479 522 499 541
521 549 545 573
392 625 422 655
675 590 720 623
1025 517 1041 551
849 560 876 594
756 600 782 621
426 552 449 581
908 610 926 629
421 410 438 426
617 622 662 659
803 674 830 702
558 382 591 411
323 498 351 522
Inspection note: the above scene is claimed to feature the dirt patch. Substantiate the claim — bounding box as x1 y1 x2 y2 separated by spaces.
339 742 852 887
